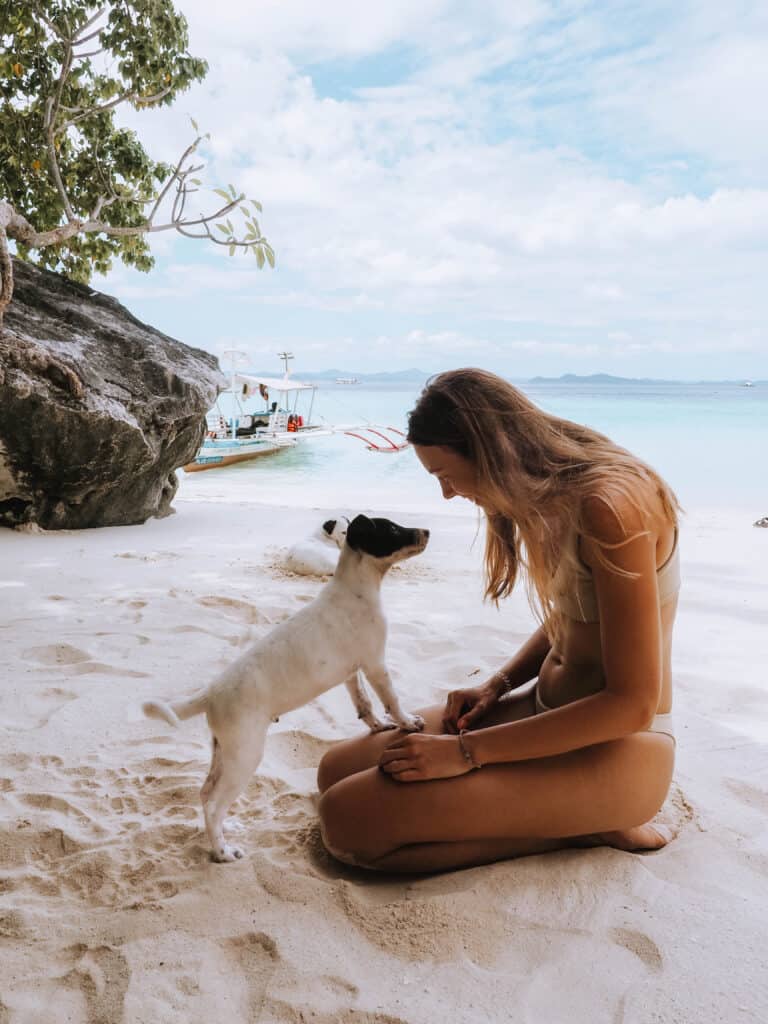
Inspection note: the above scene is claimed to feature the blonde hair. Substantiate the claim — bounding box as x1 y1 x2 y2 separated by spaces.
407 368 680 633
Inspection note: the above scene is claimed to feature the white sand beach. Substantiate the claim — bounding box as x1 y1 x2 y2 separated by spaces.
1 498 767 1023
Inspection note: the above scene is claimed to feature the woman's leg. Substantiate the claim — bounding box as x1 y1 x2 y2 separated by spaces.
317 688 537 794
318 731 675 873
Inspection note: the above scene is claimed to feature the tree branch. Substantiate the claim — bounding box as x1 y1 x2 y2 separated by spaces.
43 38 76 221
73 4 109 39
61 84 173 131
145 137 200 224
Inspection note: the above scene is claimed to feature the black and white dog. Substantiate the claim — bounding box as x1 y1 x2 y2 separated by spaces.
144 514 428 862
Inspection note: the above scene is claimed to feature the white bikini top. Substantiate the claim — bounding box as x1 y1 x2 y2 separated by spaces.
555 528 680 623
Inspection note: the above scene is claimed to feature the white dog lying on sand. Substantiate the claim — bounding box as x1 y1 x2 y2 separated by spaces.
143 514 428 862
284 516 349 575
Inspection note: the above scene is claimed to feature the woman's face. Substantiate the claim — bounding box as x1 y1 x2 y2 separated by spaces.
414 445 479 503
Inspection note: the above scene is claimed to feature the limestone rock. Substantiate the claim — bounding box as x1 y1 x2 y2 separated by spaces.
754 517 768 528
0 258 224 529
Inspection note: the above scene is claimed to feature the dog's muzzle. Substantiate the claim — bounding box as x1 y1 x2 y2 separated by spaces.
414 528 430 550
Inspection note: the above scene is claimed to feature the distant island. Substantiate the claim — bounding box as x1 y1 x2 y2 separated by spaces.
246 367 764 387
249 367 432 385
527 373 764 386
528 373 676 385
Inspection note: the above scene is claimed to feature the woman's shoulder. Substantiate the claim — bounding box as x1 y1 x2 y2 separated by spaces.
578 487 649 546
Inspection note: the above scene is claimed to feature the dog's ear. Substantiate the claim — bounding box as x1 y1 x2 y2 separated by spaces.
346 514 375 551
322 519 337 537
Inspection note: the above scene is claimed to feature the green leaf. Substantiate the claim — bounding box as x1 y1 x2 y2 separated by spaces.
251 200 262 213
228 243 236 256
255 246 265 269
0 6 275 287
265 247 275 268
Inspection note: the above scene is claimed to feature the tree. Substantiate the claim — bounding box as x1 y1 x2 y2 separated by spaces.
0 0 274 323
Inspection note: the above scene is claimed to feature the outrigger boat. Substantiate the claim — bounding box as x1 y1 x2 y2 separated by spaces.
343 425 409 452
183 364 327 473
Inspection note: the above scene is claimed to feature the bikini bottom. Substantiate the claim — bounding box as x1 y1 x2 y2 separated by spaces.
534 686 676 744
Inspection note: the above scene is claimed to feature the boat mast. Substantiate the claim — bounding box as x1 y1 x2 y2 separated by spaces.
222 349 248 439
277 351 294 378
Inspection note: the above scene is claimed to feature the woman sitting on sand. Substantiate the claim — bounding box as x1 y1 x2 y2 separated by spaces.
317 367 679 873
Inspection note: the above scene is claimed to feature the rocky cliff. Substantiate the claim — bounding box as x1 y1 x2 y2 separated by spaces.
0 258 224 529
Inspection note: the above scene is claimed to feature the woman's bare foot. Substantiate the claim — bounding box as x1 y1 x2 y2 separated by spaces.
572 822 674 852
595 823 674 852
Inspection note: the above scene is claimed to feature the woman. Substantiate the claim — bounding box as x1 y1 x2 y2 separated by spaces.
317 368 680 872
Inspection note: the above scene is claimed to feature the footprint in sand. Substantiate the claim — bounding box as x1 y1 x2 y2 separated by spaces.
264 1002 409 1024
93 630 150 646
2 688 79 732
23 643 90 666
609 927 663 973
0 941 129 1023
196 594 271 625
19 793 98 828
20 644 149 681
225 931 280 1020
61 942 130 1024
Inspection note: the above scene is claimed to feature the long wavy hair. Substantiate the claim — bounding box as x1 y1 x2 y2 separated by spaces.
407 368 680 632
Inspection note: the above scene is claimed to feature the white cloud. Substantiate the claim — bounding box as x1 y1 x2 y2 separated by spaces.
97 0 768 377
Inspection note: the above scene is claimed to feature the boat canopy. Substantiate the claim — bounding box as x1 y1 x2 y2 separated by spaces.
234 373 315 395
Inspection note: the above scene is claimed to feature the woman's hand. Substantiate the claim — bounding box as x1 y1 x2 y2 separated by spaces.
442 680 502 734
378 732 471 783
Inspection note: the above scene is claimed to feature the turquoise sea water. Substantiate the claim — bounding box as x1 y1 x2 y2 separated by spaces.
178 381 768 516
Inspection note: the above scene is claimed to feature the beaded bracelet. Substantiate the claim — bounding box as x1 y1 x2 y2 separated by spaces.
458 729 481 770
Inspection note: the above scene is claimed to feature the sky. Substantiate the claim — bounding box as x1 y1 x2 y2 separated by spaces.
100 0 768 380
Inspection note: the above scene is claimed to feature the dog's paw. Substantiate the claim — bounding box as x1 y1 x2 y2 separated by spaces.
366 718 399 734
212 843 245 863
399 714 425 733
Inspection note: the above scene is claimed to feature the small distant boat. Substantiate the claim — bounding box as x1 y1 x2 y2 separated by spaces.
335 377 360 385
741 380 755 388
184 363 328 473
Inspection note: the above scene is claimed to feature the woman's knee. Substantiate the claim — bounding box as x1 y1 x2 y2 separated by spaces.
316 734 375 793
318 782 377 866
317 744 346 794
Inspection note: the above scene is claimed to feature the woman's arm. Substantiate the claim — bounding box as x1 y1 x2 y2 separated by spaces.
443 626 551 733
380 496 666 781
488 625 552 694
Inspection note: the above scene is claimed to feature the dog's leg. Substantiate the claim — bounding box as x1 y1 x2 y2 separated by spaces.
201 722 268 863
361 664 424 732
344 671 396 733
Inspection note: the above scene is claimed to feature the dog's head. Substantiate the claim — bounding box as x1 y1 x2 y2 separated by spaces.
321 516 350 549
345 515 429 568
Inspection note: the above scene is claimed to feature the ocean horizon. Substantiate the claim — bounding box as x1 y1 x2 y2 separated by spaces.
179 378 767 518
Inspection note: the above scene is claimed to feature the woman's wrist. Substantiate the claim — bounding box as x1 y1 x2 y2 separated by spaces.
488 671 512 696
458 729 482 770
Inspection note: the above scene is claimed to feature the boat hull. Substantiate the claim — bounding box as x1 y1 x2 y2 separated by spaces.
182 437 290 472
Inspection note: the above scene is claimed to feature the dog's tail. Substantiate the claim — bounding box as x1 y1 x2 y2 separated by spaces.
142 690 208 728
